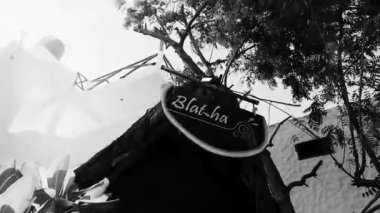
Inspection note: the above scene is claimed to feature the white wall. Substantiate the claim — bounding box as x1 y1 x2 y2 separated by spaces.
268 107 378 212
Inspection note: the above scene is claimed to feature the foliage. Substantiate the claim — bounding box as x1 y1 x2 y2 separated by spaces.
0 157 119 213
116 0 380 211
0 161 22 195
304 96 327 132
117 0 271 79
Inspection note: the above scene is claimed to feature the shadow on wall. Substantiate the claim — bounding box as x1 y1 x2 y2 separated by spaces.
267 108 376 213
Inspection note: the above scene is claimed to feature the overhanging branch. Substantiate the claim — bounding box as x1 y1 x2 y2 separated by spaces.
223 42 254 85
352 178 380 189
357 14 369 177
210 59 228 66
189 32 214 76
180 1 210 46
238 45 255 57
330 154 355 179
267 116 291 147
154 13 169 36
287 160 323 192
133 26 177 46
223 46 244 85
172 45 206 77
367 204 380 213
362 192 380 213
134 26 205 77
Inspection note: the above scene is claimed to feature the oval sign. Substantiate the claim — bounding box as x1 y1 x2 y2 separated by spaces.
161 83 268 158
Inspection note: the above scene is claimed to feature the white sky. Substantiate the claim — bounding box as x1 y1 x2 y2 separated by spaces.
0 0 161 78
0 0 312 125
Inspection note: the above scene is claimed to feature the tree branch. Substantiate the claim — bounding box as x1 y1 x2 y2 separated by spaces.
223 40 248 85
154 13 169 36
133 26 205 77
361 191 380 213
171 44 206 77
208 45 254 69
352 178 380 189
336 61 380 176
257 150 296 212
357 13 369 177
133 26 177 46
367 204 380 213
287 160 323 192
189 32 214 76
222 42 255 85
336 7 362 177
180 1 210 46
210 59 228 66
192 19 217 28
238 45 255 57
169 3 209 77
267 116 291 147
330 154 355 179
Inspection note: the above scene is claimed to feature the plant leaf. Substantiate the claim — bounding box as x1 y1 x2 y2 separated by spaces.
36 198 54 213
77 199 120 213
47 156 70 196
22 197 36 213
0 205 15 213
33 188 54 206
48 170 67 198
0 169 23 194
54 197 76 212
62 176 77 199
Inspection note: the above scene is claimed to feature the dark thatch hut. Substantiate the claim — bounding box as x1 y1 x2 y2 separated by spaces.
74 103 281 213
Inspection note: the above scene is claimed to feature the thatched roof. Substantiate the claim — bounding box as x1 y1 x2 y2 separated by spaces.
74 102 281 212
74 103 167 187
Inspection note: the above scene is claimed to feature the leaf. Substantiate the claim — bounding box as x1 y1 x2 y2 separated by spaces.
37 167 49 189
47 156 70 196
368 189 374 196
77 199 120 213
0 169 23 194
47 156 70 180
54 197 75 212
79 194 110 203
371 187 378 193
33 188 55 206
321 124 334 136
61 176 76 199
290 134 299 143
0 205 15 213
0 175 38 213
47 170 67 197
305 98 326 131
36 199 54 213
0 168 17 188
81 178 110 201
22 197 36 213
67 178 109 202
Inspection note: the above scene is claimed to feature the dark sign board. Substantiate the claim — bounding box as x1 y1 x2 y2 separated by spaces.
161 83 268 158
295 136 334 160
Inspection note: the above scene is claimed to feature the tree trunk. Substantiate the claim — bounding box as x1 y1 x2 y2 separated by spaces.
259 150 296 213
336 57 380 175
172 44 206 77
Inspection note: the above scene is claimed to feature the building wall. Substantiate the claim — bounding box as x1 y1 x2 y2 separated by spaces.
268 108 378 212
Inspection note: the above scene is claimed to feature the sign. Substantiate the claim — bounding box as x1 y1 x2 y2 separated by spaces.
161 83 268 158
295 136 334 160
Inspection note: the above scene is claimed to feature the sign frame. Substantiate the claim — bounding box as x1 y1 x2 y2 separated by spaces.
161 84 268 158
